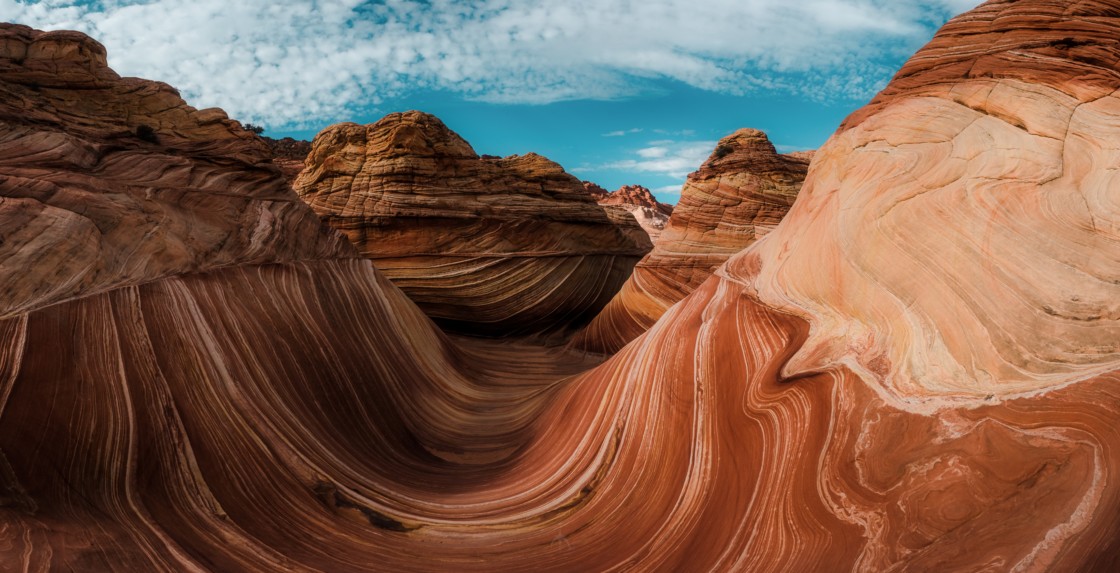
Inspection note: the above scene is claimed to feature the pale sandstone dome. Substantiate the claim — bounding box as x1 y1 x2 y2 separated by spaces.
583 181 674 241
0 24 353 318
571 128 810 353
294 112 652 337
733 0 1120 408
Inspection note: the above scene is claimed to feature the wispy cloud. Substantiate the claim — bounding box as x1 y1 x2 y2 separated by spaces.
652 184 684 200
1 0 983 128
602 140 718 179
603 128 644 137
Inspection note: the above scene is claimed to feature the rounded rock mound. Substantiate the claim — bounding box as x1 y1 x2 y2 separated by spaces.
295 111 652 338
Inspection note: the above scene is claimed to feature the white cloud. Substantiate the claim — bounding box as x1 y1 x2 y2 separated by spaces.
652 184 684 202
604 140 718 179
637 146 669 159
603 128 643 137
1 0 984 128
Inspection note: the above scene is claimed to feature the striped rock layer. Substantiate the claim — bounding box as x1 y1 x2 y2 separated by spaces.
5 1 1120 571
571 129 810 354
294 112 652 338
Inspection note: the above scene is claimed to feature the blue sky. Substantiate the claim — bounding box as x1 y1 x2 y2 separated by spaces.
3 0 982 203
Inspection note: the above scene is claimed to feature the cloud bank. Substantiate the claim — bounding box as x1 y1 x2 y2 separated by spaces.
2 0 982 128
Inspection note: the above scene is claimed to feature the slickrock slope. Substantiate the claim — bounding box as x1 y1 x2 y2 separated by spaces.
0 24 352 318
294 112 652 337
748 0 1120 404
572 129 810 353
583 182 674 241
569 1 1120 569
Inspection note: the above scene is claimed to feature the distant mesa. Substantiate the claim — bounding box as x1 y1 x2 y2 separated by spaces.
262 135 312 182
572 128 811 354
583 182 674 241
294 111 652 337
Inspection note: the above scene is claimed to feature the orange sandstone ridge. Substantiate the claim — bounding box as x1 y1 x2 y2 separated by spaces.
294 112 652 337
3 0 1120 570
572 128 810 353
583 182 674 241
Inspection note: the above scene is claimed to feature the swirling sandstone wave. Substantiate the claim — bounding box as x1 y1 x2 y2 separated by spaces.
740 0 1120 407
294 112 651 337
571 129 809 354
5 1 1120 570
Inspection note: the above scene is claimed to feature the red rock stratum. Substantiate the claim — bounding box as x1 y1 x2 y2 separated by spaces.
3 1 1120 570
294 112 652 337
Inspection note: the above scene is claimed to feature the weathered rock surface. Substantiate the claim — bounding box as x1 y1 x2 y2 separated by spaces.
572 129 810 353
0 24 353 319
294 112 652 337
584 182 674 241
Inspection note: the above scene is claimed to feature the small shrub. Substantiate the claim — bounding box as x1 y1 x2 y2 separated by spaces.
712 144 733 160
243 123 265 135
135 124 158 143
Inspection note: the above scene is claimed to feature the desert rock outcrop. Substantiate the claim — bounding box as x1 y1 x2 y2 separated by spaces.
583 182 674 241
294 112 652 337
0 24 352 319
572 129 810 353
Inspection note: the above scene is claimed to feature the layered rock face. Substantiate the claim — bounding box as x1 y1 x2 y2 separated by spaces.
583 182 674 240
294 112 652 337
0 24 352 318
572 129 810 353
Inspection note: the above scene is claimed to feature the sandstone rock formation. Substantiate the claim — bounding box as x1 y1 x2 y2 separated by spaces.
294 112 652 337
5 0 1120 570
748 0 1120 405
0 24 353 319
572 129 810 353
583 182 674 241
